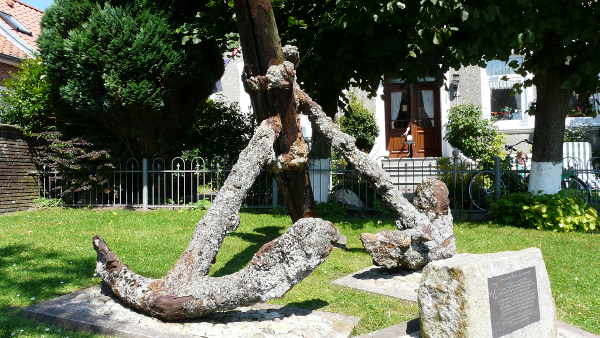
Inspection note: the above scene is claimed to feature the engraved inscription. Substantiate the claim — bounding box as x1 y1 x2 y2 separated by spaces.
488 266 540 338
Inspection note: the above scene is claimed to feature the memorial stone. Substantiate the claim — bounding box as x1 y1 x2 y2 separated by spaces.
418 248 556 338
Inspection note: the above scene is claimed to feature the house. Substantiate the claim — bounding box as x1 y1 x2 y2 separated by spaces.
368 57 600 160
214 52 600 162
0 0 43 82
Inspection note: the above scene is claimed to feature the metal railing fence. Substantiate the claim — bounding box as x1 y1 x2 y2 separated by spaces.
37 155 600 214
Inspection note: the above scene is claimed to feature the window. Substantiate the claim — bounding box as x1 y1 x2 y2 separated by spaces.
487 57 528 121
486 56 524 76
566 92 600 117
0 12 31 35
491 88 523 120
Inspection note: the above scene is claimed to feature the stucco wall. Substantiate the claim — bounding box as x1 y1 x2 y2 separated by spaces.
502 131 534 153
0 124 38 214
219 58 241 104
448 66 483 108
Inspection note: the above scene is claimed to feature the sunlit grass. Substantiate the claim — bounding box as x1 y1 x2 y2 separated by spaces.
0 208 598 336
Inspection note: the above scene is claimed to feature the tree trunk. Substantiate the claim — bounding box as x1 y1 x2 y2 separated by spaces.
528 70 570 194
235 0 315 222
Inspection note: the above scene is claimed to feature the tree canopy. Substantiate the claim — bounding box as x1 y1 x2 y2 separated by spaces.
38 0 228 157
273 0 600 192
437 0 600 193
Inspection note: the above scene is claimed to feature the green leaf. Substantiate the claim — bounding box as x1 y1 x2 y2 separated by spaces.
433 31 441 45
461 10 469 21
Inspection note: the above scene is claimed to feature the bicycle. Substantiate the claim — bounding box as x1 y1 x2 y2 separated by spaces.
467 140 591 211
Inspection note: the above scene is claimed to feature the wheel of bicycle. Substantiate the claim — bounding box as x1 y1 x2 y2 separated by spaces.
468 171 503 212
561 176 591 203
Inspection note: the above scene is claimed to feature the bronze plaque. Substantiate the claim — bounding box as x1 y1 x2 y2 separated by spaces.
488 266 540 338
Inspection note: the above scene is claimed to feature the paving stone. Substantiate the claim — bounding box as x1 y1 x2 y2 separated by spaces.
24 285 359 338
333 266 422 302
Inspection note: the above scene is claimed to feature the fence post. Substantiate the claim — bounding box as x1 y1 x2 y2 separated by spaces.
494 156 502 201
271 178 278 208
452 152 458 193
142 158 149 209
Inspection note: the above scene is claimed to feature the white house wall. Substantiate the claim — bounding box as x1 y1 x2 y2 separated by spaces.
217 56 600 163
211 56 253 117
369 85 389 159
440 73 452 157
451 66 484 109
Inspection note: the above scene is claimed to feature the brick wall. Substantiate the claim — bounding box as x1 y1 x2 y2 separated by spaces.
0 124 38 214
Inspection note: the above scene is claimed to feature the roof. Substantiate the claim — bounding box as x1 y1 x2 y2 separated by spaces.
0 0 42 61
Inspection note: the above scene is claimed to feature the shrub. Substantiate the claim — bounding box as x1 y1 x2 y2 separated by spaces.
39 0 225 157
490 192 598 233
339 92 378 152
0 58 54 133
181 98 256 162
444 104 504 166
564 124 594 142
33 197 64 208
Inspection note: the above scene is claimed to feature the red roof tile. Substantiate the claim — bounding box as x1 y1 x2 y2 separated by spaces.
0 0 42 59
0 32 28 59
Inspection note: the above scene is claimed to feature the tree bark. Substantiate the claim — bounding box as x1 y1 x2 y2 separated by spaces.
93 118 339 320
235 0 316 222
528 70 570 194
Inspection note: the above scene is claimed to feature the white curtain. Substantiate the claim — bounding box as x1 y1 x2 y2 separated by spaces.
391 92 402 121
421 90 434 119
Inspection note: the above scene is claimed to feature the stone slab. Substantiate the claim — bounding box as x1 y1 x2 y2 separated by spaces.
419 248 556 338
24 285 359 338
332 266 422 302
354 319 599 338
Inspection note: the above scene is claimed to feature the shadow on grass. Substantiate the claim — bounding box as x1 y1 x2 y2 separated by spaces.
212 226 282 277
0 244 97 337
454 221 505 230
282 299 329 312
0 244 95 302
242 206 396 230
1 305 97 338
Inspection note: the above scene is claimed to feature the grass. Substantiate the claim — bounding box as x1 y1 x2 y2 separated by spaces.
0 208 598 337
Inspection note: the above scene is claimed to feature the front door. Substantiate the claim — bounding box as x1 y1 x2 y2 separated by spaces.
385 83 442 158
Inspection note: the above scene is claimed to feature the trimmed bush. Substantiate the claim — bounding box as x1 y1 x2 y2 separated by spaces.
490 192 598 233
181 98 256 162
39 0 225 157
444 104 504 166
339 92 378 152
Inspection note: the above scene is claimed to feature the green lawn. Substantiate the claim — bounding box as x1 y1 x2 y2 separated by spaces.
0 208 598 337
